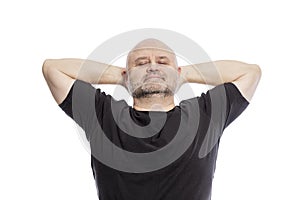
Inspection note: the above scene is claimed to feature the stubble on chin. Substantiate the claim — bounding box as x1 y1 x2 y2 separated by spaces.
132 84 173 98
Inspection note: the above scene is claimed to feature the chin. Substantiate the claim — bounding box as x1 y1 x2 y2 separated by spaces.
142 84 166 91
132 84 173 98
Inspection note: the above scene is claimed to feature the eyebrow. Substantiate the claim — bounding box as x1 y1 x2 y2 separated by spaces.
157 56 170 61
135 56 170 61
134 56 149 64
158 56 168 59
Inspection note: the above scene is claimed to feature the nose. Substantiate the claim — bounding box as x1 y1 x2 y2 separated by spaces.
146 64 159 73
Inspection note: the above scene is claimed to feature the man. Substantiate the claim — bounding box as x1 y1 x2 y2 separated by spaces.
42 38 261 200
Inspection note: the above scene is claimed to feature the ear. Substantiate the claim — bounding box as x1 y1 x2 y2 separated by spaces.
121 69 127 77
121 69 129 90
177 67 182 74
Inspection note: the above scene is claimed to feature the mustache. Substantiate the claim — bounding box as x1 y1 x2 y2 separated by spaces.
144 72 166 81
132 86 173 99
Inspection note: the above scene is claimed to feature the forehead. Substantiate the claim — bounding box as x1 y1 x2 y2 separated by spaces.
128 48 176 61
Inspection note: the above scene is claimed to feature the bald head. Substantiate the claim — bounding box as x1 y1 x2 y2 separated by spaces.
126 38 177 68
132 38 173 52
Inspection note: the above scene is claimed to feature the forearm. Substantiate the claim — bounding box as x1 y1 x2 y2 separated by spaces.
43 58 124 85
180 60 260 86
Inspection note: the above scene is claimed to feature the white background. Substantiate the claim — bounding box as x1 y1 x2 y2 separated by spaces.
1 0 299 199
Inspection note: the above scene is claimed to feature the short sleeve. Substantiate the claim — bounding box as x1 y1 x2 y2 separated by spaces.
198 82 249 131
222 82 249 129
58 80 108 141
195 82 249 158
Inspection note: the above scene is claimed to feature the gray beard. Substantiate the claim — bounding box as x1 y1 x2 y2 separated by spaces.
132 87 173 99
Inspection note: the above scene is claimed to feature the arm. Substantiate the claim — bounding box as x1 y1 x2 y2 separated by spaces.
180 60 262 102
42 58 126 104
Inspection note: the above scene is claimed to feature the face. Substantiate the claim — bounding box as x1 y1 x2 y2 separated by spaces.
125 48 181 98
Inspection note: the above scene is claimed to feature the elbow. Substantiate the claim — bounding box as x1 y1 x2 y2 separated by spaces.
42 59 57 78
42 59 56 75
247 64 262 85
42 59 49 76
252 64 262 78
42 58 53 67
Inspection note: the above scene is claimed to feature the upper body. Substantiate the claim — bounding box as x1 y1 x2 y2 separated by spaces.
42 38 261 200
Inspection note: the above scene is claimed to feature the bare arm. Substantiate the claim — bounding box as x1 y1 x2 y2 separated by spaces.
180 60 262 102
42 58 126 104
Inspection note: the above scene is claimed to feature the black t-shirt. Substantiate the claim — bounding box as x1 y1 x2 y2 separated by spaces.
59 80 249 200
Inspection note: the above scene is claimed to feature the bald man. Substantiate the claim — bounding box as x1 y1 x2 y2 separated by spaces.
42 39 261 200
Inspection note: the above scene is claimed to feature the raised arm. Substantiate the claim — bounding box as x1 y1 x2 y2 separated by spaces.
180 60 262 102
42 58 126 104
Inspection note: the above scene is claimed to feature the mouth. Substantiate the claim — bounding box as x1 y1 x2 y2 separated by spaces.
144 75 164 81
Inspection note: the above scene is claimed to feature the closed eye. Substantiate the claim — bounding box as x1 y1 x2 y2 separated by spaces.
158 60 169 65
135 57 150 66
157 56 170 65
137 61 149 66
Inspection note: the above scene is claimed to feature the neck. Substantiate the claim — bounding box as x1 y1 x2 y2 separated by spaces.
133 94 175 111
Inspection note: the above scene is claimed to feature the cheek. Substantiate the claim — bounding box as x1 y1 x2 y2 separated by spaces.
164 69 179 82
128 70 144 84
